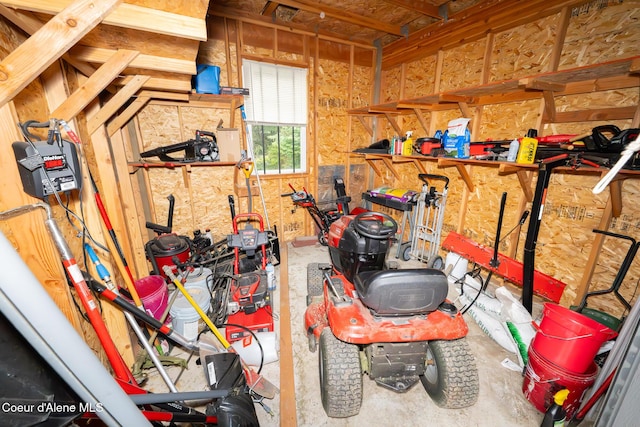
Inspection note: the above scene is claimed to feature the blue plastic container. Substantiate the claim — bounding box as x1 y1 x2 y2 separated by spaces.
193 64 221 94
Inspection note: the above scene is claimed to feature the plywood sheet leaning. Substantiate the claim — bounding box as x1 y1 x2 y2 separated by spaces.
489 14 558 82
561 1 640 69
316 58 350 166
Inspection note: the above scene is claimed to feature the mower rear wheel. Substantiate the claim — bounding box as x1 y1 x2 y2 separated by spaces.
319 329 362 418
420 338 479 409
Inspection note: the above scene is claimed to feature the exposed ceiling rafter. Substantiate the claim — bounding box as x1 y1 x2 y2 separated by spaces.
0 0 207 41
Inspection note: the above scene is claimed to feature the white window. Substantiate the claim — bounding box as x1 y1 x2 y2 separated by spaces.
242 60 308 174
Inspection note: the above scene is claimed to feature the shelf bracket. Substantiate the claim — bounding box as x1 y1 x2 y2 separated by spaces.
383 113 403 135
412 159 428 174
356 115 374 136
609 175 625 217
382 156 401 180
499 163 535 202
412 108 430 135
437 159 474 191
364 155 384 178
457 101 471 119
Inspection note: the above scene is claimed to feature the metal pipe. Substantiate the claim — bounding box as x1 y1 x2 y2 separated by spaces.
0 229 150 426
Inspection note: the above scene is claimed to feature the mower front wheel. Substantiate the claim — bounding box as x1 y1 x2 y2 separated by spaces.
420 338 479 409
319 329 362 418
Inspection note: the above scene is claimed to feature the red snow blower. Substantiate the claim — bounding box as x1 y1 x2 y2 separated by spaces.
225 212 274 342
282 177 363 246
305 211 479 418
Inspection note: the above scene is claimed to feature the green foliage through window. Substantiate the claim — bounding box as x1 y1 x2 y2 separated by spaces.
251 124 305 174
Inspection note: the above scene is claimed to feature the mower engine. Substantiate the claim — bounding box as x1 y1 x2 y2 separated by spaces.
327 212 396 283
228 272 269 314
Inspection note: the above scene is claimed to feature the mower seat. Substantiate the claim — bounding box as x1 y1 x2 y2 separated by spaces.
354 269 448 316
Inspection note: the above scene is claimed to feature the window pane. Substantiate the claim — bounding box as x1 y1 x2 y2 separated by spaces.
249 124 305 174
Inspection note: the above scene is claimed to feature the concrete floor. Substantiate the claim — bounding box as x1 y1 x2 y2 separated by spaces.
144 241 548 426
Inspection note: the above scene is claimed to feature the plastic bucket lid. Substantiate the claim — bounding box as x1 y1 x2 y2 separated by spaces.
170 286 211 320
134 275 169 321
530 303 617 374
523 347 598 420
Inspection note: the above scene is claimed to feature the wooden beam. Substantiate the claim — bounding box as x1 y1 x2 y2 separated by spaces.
107 96 150 137
209 6 376 52
113 76 192 92
87 75 149 134
261 1 280 16
68 45 196 75
571 196 613 306
542 90 556 122
0 101 85 335
51 49 139 122
138 91 190 101
0 0 121 109
0 5 99 77
382 0 583 69
278 244 297 426
383 113 403 135
356 115 374 136
413 108 430 135
554 106 637 123
519 77 566 92
382 0 442 19
255 0 404 36
2 0 207 41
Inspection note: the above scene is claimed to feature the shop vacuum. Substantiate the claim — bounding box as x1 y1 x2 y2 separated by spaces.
144 195 191 278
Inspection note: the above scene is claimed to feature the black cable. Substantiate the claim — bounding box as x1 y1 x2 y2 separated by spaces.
222 323 265 374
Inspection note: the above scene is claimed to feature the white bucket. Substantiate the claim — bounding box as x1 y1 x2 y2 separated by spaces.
185 267 213 291
230 331 279 367
170 285 211 341
445 252 469 281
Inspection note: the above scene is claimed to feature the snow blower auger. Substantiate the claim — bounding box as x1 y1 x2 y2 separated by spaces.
304 211 479 418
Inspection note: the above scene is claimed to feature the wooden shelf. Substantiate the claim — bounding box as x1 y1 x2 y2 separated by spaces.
351 152 640 214
348 56 640 136
128 160 238 172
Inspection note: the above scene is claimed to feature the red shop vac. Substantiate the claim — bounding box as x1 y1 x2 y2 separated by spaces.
144 194 191 279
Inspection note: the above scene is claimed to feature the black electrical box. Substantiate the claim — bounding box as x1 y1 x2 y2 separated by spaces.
12 140 81 199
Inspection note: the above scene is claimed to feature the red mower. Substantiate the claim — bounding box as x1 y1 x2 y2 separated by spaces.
304 211 479 418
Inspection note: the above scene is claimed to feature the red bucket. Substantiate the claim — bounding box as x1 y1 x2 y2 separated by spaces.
530 303 617 374
523 347 598 420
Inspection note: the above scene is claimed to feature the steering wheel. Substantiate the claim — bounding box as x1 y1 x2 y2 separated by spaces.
352 211 398 240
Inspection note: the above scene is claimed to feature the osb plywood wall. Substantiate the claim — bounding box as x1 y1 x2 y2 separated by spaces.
368 1 640 311
136 104 241 239
561 0 640 67
135 23 376 243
